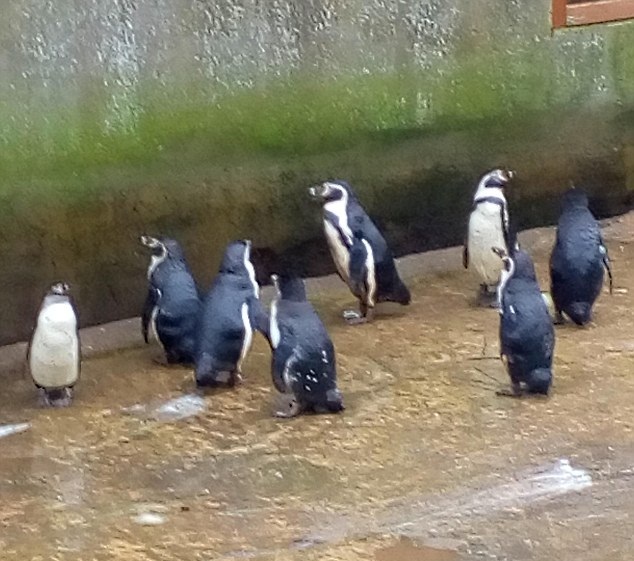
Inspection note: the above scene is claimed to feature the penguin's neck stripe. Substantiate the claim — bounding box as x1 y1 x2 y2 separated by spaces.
474 195 505 208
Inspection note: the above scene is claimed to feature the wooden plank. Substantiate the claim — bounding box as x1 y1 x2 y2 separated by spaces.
552 0 568 27
567 0 634 26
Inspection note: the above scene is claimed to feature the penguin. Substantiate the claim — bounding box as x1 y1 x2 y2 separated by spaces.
268 274 344 417
140 235 201 364
27 282 80 407
549 187 613 326
195 240 265 388
463 169 514 305
308 180 410 324
492 246 554 397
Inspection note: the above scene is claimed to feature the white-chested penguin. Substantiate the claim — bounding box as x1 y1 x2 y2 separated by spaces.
140 235 201 364
308 180 410 323
268 274 344 417
549 187 613 326
28 282 80 407
493 246 554 397
195 240 266 388
463 169 514 305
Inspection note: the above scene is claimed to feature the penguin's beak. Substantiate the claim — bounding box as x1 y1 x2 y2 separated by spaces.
505 170 515 181
140 235 160 248
308 184 326 200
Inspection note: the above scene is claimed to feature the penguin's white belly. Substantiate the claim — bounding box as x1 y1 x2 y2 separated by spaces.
468 205 507 286
30 303 79 388
323 220 350 283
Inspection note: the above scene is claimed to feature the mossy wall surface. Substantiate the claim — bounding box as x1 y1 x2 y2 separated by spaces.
0 0 633 344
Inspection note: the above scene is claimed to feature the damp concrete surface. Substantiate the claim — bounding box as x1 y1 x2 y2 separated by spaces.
1 213 634 561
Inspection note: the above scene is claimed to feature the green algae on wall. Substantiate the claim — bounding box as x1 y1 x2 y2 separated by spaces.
0 0 633 344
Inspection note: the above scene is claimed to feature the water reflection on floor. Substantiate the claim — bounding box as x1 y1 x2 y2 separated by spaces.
1 216 634 560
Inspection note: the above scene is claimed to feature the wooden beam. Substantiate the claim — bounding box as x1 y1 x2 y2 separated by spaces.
567 0 634 26
552 0 568 28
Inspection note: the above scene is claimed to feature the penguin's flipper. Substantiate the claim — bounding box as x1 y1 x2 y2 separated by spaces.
348 235 368 296
69 294 82 380
248 296 270 344
272 344 296 394
141 287 160 344
600 242 613 294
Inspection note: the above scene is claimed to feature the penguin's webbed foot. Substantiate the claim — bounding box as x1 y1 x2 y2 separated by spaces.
553 310 565 325
342 309 372 325
477 286 498 308
41 388 73 408
274 395 302 418
495 382 522 398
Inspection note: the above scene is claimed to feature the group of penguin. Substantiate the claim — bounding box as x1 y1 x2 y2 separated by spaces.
26 170 612 413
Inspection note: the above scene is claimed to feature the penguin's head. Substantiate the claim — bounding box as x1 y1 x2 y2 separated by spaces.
480 168 514 189
561 186 589 210
220 240 252 275
271 273 307 302
49 282 70 296
140 235 185 261
492 246 536 282
308 180 354 203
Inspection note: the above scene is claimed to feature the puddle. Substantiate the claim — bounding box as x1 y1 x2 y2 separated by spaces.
0 422 30 439
122 394 206 422
306 458 593 544
376 536 458 561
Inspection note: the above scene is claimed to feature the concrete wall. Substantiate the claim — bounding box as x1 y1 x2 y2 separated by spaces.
0 0 633 344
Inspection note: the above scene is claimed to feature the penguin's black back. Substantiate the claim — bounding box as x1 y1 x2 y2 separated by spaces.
197 272 254 372
346 204 410 305
273 278 341 411
500 251 554 393
146 248 201 363
550 189 604 324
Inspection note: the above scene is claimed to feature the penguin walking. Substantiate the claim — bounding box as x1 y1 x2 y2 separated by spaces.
493 247 554 397
308 180 410 324
28 282 80 407
195 240 265 388
463 169 514 305
140 235 201 364
549 188 613 326
267 274 344 417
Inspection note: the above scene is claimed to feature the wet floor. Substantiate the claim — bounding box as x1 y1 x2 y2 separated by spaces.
2 215 634 560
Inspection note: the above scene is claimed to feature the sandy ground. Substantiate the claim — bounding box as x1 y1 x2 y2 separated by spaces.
1 213 633 561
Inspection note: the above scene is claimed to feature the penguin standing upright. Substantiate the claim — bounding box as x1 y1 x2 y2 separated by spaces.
267 274 344 417
195 240 265 387
308 180 410 323
28 282 80 407
464 169 514 305
493 247 555 396
140 235 201 364
549 188 613 326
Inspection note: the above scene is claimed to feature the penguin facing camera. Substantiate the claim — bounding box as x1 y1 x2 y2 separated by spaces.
267 274 344 417
28 282 80 407
549 187 613 326
195 240 266 388
140 235 201 365
492 246 555 397
464 169 514 306
308 179 410 324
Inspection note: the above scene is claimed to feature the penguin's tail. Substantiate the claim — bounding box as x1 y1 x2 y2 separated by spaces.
567 301 592 326
195 354 215 387
386 279 411 306
325 388 345 413
526 368 552 395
